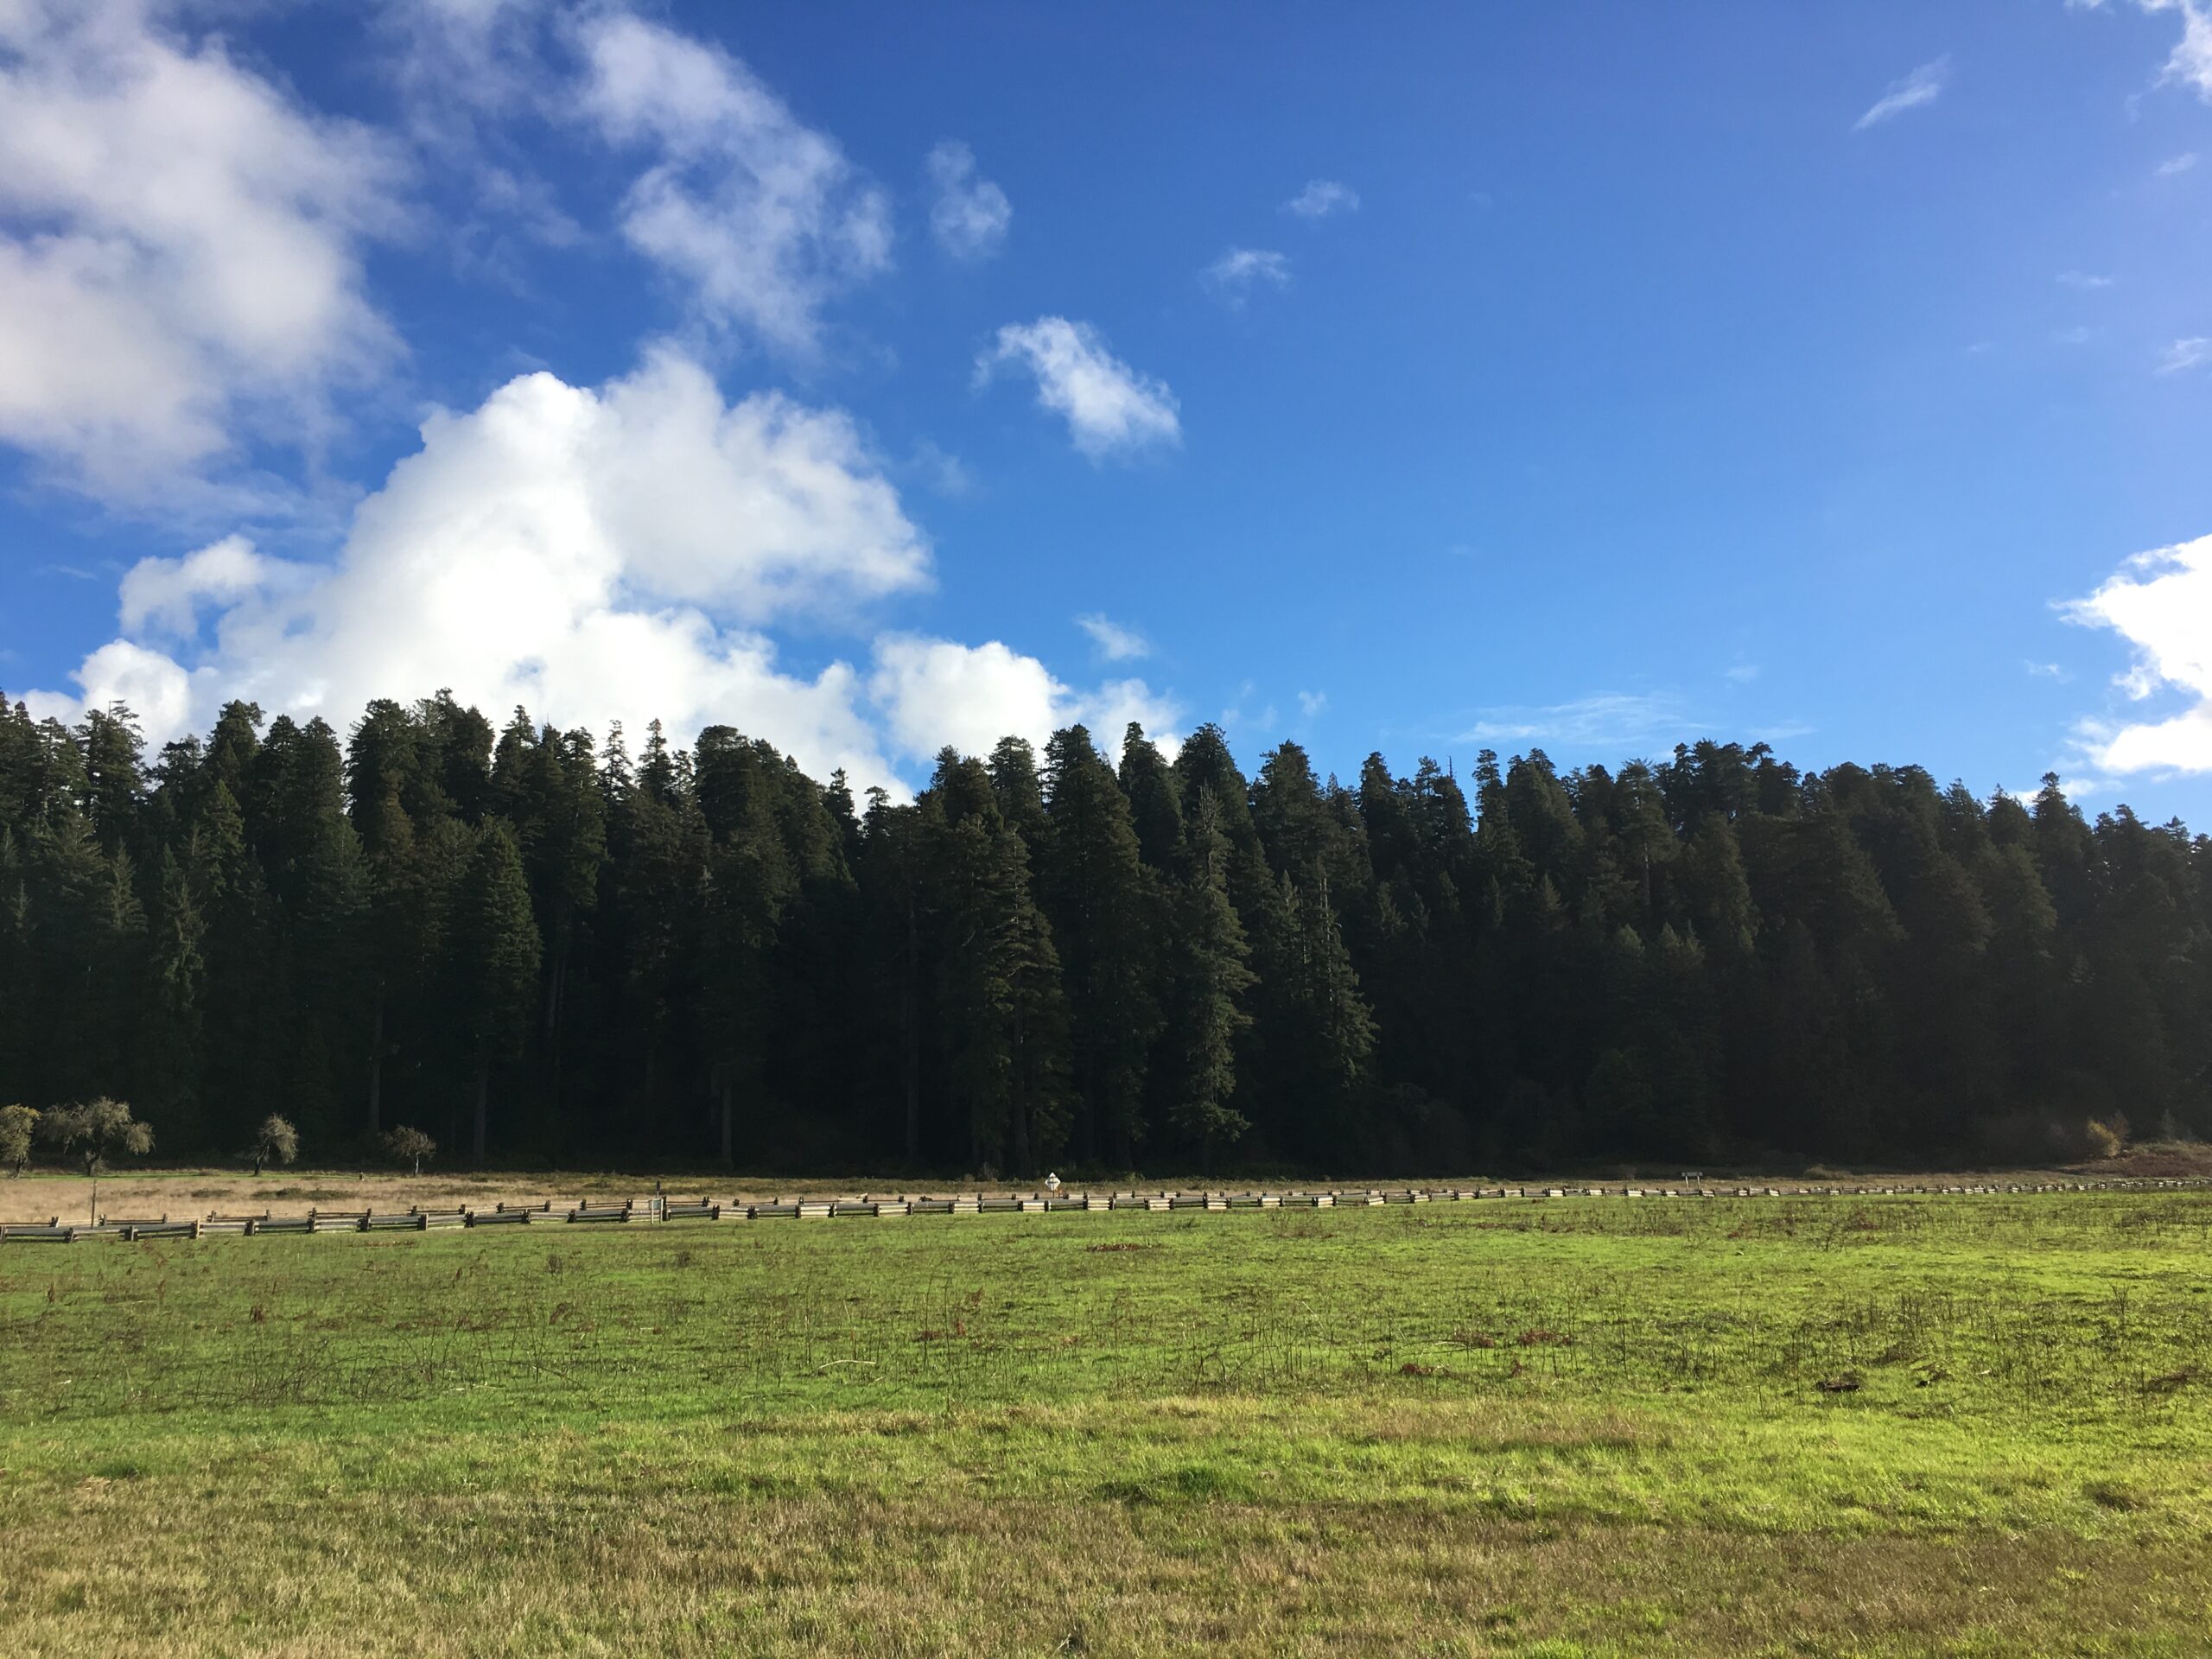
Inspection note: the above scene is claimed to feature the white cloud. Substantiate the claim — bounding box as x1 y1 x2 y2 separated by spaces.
1281 179 1359 219
2063 532 2212 772
1723 664 1761 683
375 0 582 273
2025 660 2075 682
2073 2 2212 100
2053 325 2098 345
118 534 289 635
2057 270 2115 289
576 10 892 353
1457 692 1694 750
24 638 193 738
1297 690 1326 718
925 139 1010 262
0 0 407 498
977 317 1181 459
2158 151 2199 174
23 348 1185 792
1076 613 1150 662
1203 246 1289 306
2158 337 2211 372
26 350 932 787
1853 56 1950 130
2150 0 2212 98
868 635 1180 763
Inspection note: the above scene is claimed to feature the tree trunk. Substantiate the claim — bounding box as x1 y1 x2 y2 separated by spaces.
543 924 570 1034
1012 1001 1034 1179
366 993 385 1138
1012 1095 1033 1180
473 1055 489 1166
901 895 920 1162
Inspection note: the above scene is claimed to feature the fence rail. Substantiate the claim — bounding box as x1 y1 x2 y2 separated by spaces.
0 1174 2204 1249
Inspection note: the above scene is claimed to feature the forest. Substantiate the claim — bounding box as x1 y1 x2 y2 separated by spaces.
1 690 2205 1176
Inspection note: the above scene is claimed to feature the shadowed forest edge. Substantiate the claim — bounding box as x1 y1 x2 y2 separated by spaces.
2 690 2204 1179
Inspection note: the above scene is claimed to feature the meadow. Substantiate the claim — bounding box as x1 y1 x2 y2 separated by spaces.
3 1189 2210 1656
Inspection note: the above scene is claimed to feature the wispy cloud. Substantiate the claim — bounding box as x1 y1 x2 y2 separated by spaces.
1202 246 1290 307
2072 2 2212 102
577 12 892 356
925 139 1011 262
2152 0 2212 99
2026 660 2075 683
977 318 1181 460
1723 664 1761 683
1456 691 1694 750
2158 151 2199 175
1281 179 1359 219
908 439 972 498
2053 325 2099 346
2057 270 2116 289
2158 337 2211 373
1853 56 1951 130
1297 690 1327 718
1075 613 1149 662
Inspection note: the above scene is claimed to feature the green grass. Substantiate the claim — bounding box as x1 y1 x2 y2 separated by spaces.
4 1192 2212 1654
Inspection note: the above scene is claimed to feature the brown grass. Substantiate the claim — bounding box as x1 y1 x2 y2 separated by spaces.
2 1487 2206 1657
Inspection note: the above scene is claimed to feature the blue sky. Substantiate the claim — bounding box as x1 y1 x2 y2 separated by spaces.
3 0 2212 815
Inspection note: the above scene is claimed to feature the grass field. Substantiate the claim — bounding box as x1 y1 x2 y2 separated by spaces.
3 1190 2210 1656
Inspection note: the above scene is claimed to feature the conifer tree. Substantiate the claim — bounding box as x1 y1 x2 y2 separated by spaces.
1166 790 1256 1169
1040 725 1162 1163
450 821 542 1163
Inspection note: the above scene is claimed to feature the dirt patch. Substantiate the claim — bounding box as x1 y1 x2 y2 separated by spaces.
2082 1141 2212 1180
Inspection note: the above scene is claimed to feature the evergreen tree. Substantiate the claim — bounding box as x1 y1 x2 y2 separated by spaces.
1040 725 1162 1164
1164 791 1256 1169
449 821 542 1164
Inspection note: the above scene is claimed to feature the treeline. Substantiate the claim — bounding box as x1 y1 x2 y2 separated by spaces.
2 690 2207 1174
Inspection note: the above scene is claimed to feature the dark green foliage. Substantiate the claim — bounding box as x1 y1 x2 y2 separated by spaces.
2 684 2209 1171
1040 727 1162 1164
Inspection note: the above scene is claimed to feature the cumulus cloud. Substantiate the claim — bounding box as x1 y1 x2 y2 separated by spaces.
2063 533 2212 772
869 637 1180 764
25 350 1182 791
1853 56 1950 130
118 534 291 636
925 139 1010 262
1076 613 1149 662
1281 179 1358 219
26 351 930 784
977 318 1180 460
576 10 892 353
1203 246 1289 307
0 0 407 498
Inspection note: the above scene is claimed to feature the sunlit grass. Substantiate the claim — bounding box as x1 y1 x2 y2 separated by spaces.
3 1192 2210 1654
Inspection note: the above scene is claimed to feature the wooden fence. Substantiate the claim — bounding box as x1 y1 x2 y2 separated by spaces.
0 1176 2203 1247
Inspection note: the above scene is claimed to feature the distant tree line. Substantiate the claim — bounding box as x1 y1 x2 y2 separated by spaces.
2 690 2205 1174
